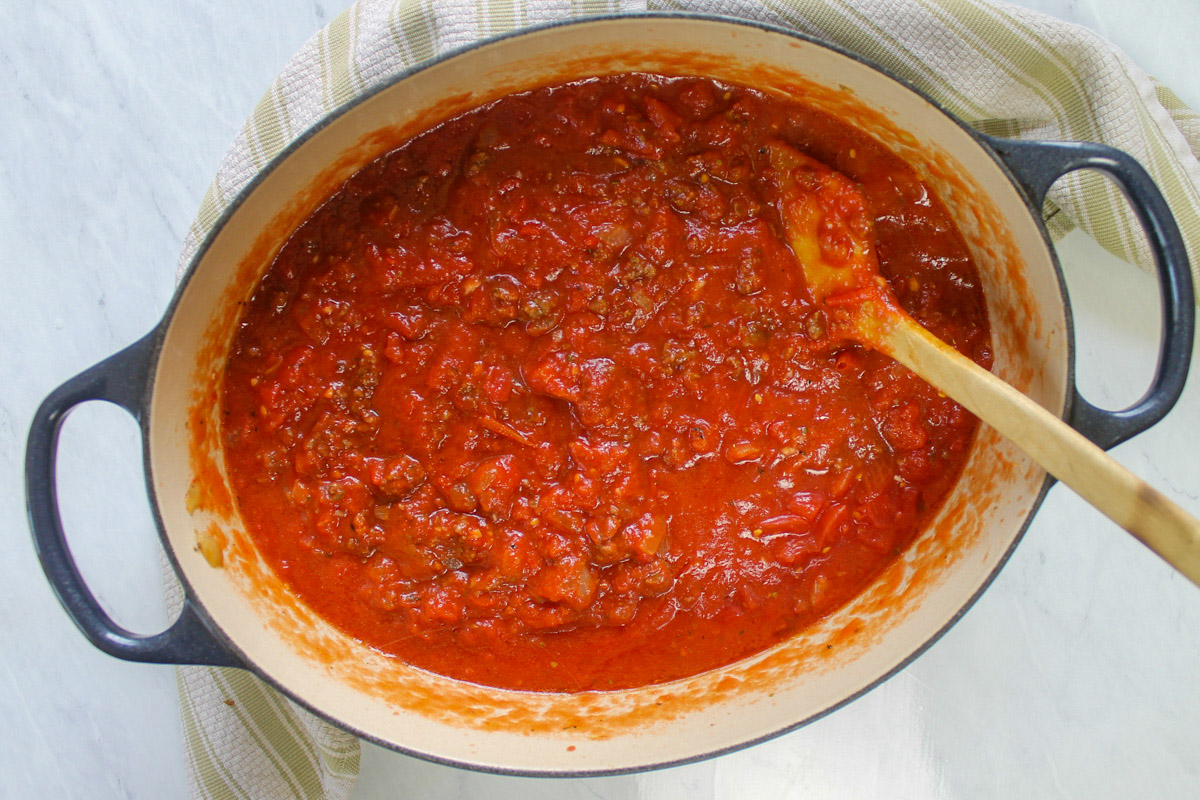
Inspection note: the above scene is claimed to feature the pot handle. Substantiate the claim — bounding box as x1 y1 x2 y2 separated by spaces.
981 135 1195 450
25 331 244 669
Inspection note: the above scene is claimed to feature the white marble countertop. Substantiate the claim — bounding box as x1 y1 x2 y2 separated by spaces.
4 1 1199 797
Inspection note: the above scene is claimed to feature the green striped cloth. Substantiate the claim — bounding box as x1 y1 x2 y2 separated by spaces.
170 0 1200 797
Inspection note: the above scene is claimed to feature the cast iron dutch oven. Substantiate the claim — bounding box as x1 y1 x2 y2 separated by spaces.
26 15 1193 775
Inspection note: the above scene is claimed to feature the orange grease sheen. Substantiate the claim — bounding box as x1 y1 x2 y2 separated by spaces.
220 74 991 692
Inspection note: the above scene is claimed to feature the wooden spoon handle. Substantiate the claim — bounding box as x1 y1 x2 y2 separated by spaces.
882 315 1200 587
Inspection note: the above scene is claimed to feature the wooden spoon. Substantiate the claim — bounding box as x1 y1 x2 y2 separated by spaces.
767 141 1200 587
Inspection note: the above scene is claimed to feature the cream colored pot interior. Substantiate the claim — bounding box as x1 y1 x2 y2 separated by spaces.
150 17 1067 772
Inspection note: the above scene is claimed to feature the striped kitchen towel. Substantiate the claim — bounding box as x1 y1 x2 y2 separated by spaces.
168 0 1200 797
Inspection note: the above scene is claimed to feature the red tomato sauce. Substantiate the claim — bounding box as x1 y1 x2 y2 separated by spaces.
221 74 992 692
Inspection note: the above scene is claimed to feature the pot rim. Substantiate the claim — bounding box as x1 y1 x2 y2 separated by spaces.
141 11 1075 776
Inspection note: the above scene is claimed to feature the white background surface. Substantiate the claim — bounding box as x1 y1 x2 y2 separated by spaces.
4 1 1200 797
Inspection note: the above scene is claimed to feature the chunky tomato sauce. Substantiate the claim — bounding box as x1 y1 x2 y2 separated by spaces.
221 74 991 692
